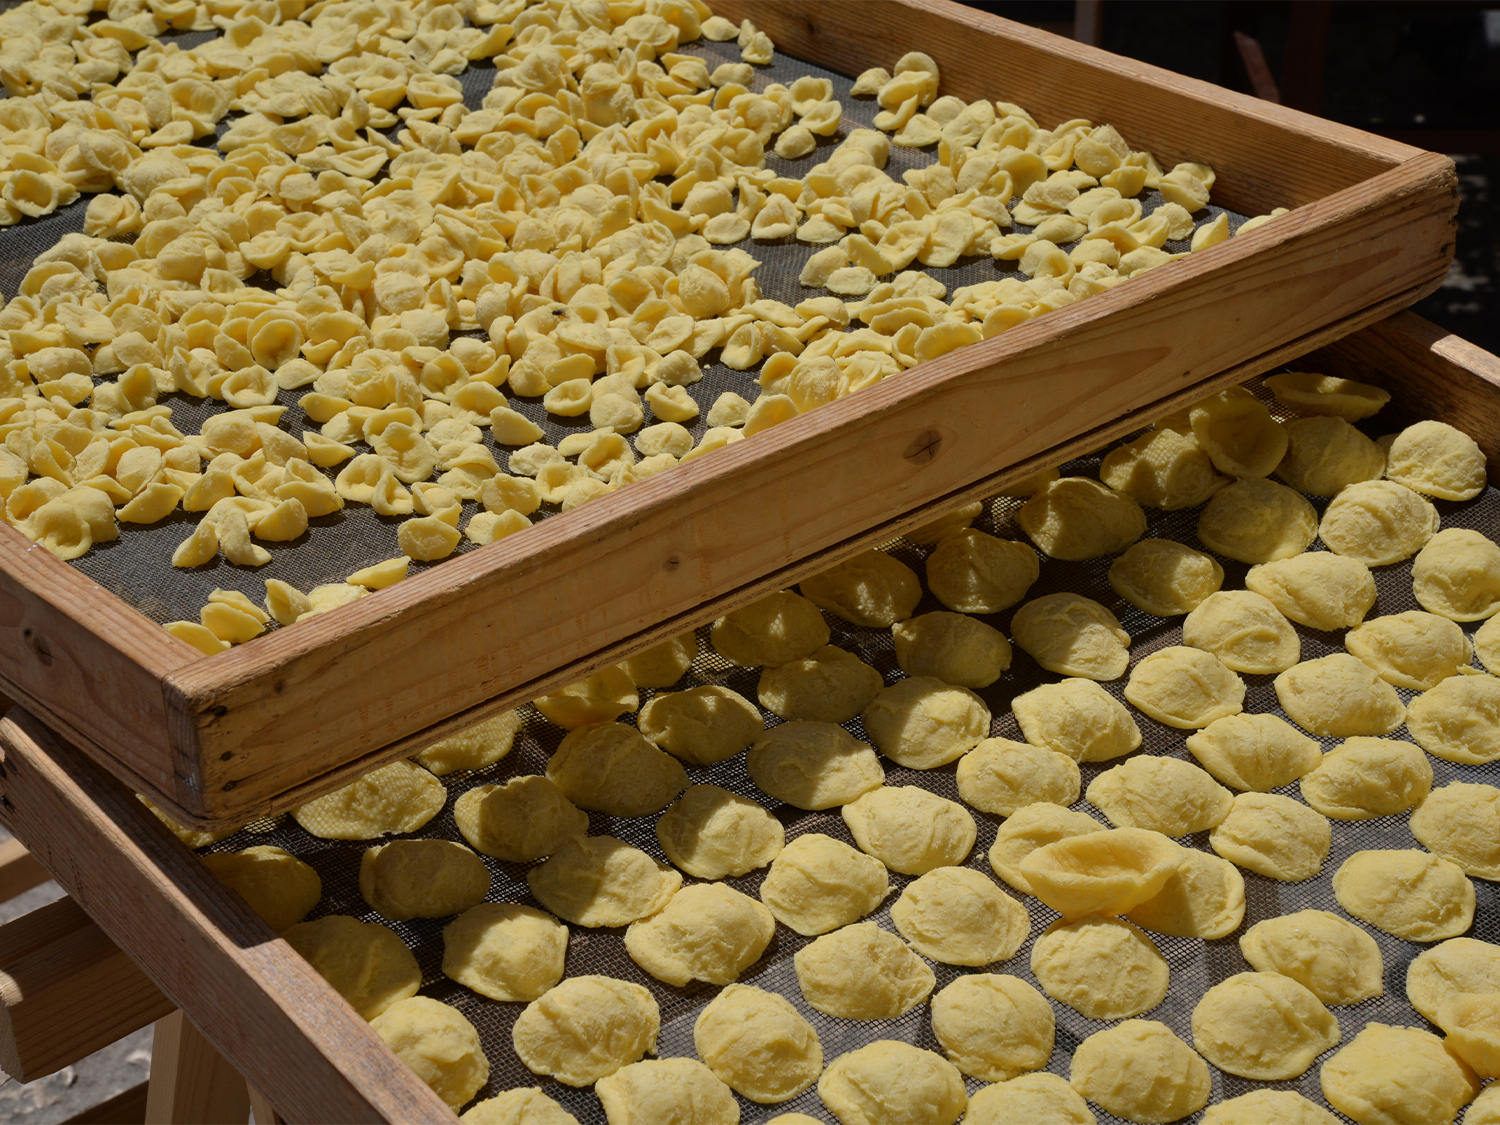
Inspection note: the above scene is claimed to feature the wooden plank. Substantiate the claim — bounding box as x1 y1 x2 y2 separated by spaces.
707 0 1422 215
62 1081 149 1125
0 896 172 1081
153 148 1456 827
0 837 51 903
1304 310 1500 471
145 1011 250 1125
0 528 199 808
0 710 454 1125
247 1084 285 1125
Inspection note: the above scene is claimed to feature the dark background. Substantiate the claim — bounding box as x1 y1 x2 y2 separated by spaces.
962 0 1500 356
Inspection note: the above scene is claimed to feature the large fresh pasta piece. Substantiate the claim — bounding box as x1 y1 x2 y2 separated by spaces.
924 530 1039 612
1011 593 1130 680
1320 1024 1479 1125
369 997 488 1113
956 738 1080 815
841 786 975 874
1406 673 1500 764
1433 993 1500 1078
525 836 680 928
1012 679 1141 761
413 711 520 776
1124 646 1244 729
1345 611 1471 689
283 915 420 1020
890 866 1028 966
1108 539 1223 616
930 974 1053 1082
1407 937 1500 1022
1017 476 1145 559
1298 737 1431 819
1246 553 1376 631
1385 419 1487 501
655 784 783 879
1412 528 1500 620
1241 909 1383 1005
1099 427 1228 510
1333 849 1475 941
1190 972 1339 1080
760 833 889 936
512 976 659 1087
292 760 445 840
1196 478 1317 563
1190 389 1287 478
964 1074 1095 1125
859 676 989 768
1274 654 1404 737
359 839 489 920
1185 713 1322 791
1020 827 1185 919
1087 756 1233 835
757 645 884 722
1410 782 1500 879
1069 1020 1210 1125
625 883 774 987
1181 589 1300 674
442 903 567 1003
545 722 686 816
1209 792 1331 881
891 613 1011 689
794 922 934 1020
710 590 829 666
1264 371 1390 421
694 985 822 1104
988 803 1108 895
800 549 922 626
746 721 884 809
637 685 763 766
595 1059 738 1125
200 846 321 933
1275 415 1386 496
817 1041 966 1125
1320 480 1438 566
452 776 587 863
1031 915 1169 1020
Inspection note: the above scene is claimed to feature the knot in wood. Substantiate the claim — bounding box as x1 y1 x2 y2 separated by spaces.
664 553 682 571
904 428 943 465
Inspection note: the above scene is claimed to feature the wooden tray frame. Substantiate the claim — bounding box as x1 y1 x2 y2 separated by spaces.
0 0 1459 827
4 310 1499 1122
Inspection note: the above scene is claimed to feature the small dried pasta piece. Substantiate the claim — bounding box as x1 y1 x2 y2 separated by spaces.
398 516 462 562
265 580 311 627
644 383 699 423
201 602 263 645
165 621 231 656
172 519 219 568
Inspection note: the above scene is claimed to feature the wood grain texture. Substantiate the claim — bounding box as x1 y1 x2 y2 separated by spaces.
707 0 1422 215
0 896 172 1081
0 837 50 903
158 149 1456 827
0 711 454 1125
145 1011 250 1125
0 526 199 806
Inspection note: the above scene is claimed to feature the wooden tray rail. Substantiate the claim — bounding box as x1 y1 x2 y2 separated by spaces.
0 0 1459 828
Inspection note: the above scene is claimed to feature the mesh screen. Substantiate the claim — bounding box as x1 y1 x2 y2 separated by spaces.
200 373 1499 1125
0 25 1245 626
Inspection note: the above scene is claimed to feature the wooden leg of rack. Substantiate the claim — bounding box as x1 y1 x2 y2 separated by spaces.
144 1011 251 1125
247 1084 285 1125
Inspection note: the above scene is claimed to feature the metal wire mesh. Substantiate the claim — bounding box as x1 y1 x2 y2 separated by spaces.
199 372 1499 1125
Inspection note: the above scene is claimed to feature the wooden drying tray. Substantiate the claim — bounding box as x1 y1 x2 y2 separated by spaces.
0 0 1458 827
4 309 1500 1124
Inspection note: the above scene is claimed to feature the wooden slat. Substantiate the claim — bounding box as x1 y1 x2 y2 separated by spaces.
0 896 172 1081
0 529 196 804
145 1012 250 1125
707 0 1421 215
0 710 454 1125
0 837 50 903
154 148 1456 828
1304 310 1500 471
62 1081 149 1125
247 1084 285 1125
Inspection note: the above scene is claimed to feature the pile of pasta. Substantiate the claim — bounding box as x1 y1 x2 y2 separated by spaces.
160 369 1500 1125
0 0 1279 656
